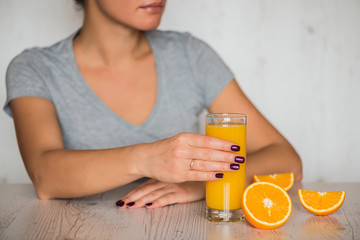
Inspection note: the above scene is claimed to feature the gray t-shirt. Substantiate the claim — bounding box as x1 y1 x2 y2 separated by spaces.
4 30 233 150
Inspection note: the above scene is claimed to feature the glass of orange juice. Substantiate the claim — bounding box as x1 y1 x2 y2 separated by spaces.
206 113 247 222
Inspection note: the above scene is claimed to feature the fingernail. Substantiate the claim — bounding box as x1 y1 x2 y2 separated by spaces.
215 173 224 178
116 200 124 207
235 156 245 163
230 145 240 152
145 203 153 206
230 163 240 170
126 202 135 207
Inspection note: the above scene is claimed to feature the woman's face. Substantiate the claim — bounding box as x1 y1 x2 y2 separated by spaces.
91 0 167 30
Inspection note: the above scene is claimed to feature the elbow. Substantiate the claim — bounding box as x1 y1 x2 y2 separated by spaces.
36 189 52 200
34 182 53 200
25 154 56 200
295 169 303 182
31 172 53 200
293 153 303 182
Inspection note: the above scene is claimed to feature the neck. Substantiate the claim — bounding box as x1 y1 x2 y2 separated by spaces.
73 4 149 68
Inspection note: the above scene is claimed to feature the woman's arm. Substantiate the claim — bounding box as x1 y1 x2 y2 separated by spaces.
11 97 242 200
116 79 302 209
208 79 302 184
11 97 141 199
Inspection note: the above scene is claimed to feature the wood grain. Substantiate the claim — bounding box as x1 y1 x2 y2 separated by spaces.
0 182 359 240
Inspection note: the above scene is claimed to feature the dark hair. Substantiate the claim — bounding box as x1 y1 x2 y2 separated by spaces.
74 0 84 8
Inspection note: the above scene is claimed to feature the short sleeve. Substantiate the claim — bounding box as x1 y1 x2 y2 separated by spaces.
184 34 234 108
3 50 52 117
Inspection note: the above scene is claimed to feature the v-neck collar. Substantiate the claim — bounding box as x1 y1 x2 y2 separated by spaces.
68 30 163 131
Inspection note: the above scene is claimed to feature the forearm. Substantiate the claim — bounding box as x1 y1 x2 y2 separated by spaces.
32 144 146 199
245 142 302 185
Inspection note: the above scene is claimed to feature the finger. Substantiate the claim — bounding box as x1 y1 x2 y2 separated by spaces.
184 171 226 181
190 159 240 172
122 181 168 206
116 179 158 208
189 147 243 163
127 186 176 209
119 182 152 203
146 192 181 208
179 133 239 152
121 179 157 199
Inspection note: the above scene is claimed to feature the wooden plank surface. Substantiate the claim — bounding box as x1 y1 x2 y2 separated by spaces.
0 182 359 240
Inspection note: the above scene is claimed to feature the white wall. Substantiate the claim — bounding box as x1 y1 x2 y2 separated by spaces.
1 0 359 183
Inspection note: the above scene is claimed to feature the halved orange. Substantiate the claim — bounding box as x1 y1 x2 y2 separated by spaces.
253 172 294 191
298 189 346 215
242 182 292 230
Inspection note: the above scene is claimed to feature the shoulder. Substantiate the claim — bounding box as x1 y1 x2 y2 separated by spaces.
7 31 76 74
146 30 208 49
146 30 217 62
146 29 192 42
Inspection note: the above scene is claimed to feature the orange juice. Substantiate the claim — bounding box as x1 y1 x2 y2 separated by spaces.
206 122 246 211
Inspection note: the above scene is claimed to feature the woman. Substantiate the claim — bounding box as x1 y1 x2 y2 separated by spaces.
4 0 302 209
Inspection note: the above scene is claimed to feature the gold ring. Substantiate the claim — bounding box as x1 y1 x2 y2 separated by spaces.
190 160 194 170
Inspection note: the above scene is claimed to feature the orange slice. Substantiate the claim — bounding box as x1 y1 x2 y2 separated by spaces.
253 173 294 191
242 182 292 229
298 189 346 215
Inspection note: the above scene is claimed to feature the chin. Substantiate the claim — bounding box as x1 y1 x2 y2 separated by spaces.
136 19 162 31
140 25 161 31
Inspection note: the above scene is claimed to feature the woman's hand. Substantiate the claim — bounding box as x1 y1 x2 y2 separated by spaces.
116 179 205 208
135 132 244 183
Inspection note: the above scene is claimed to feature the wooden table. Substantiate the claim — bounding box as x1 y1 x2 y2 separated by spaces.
0 182 359 240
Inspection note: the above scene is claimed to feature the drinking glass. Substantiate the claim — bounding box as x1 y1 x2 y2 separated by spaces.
206 113 247 222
